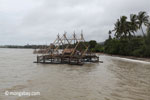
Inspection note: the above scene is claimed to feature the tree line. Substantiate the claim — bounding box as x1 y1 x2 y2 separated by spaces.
89 11 150 57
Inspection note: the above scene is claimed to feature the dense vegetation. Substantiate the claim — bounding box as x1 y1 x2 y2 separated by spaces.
90 11 150 57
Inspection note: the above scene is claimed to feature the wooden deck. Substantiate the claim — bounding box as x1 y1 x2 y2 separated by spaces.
35 54 99 65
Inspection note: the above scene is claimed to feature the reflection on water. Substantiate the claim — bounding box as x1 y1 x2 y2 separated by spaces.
0 48 150 100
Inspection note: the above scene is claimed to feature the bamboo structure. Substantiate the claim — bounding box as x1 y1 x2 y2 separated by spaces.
34 32 99 65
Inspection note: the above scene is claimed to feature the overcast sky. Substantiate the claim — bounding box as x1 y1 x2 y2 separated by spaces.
0 0 150 45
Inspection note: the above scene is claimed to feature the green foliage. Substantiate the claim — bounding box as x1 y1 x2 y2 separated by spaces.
86 40 104 52
143 26 150 57
104 11 150 57
89 40 97 49
104 39 120 54
94 44 104 52
104 36 147 57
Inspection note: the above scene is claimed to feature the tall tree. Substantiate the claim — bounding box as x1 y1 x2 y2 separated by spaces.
108 30 112 40
120 16 128 37
137 11 149 36
114 16 131 39
89 40 97 49
114 19 121 39
129 14 139 36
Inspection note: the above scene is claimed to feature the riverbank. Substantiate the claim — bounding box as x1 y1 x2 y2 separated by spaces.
97 53 150 62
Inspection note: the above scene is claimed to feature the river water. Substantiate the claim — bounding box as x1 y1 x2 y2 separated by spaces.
0 48 150 100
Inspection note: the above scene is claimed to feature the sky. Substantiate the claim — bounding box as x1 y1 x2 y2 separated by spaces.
0 0 150 45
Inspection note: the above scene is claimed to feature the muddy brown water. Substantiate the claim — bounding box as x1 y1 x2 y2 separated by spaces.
0 48 150 100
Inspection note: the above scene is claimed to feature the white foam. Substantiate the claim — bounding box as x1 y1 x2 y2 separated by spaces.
112 56 150 64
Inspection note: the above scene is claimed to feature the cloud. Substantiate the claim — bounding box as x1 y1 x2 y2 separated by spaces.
0 0 150 45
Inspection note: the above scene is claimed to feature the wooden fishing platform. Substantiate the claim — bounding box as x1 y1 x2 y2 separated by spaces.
34 32 100 65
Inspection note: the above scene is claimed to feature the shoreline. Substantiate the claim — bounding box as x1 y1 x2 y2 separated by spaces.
97 53 150 63
0 48 150 63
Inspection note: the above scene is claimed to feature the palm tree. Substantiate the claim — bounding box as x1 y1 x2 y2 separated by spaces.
108 30 112 39
120 16 128 34
114 16 131 39
137 11 149 36
114 19 121 39
129 14 139 36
